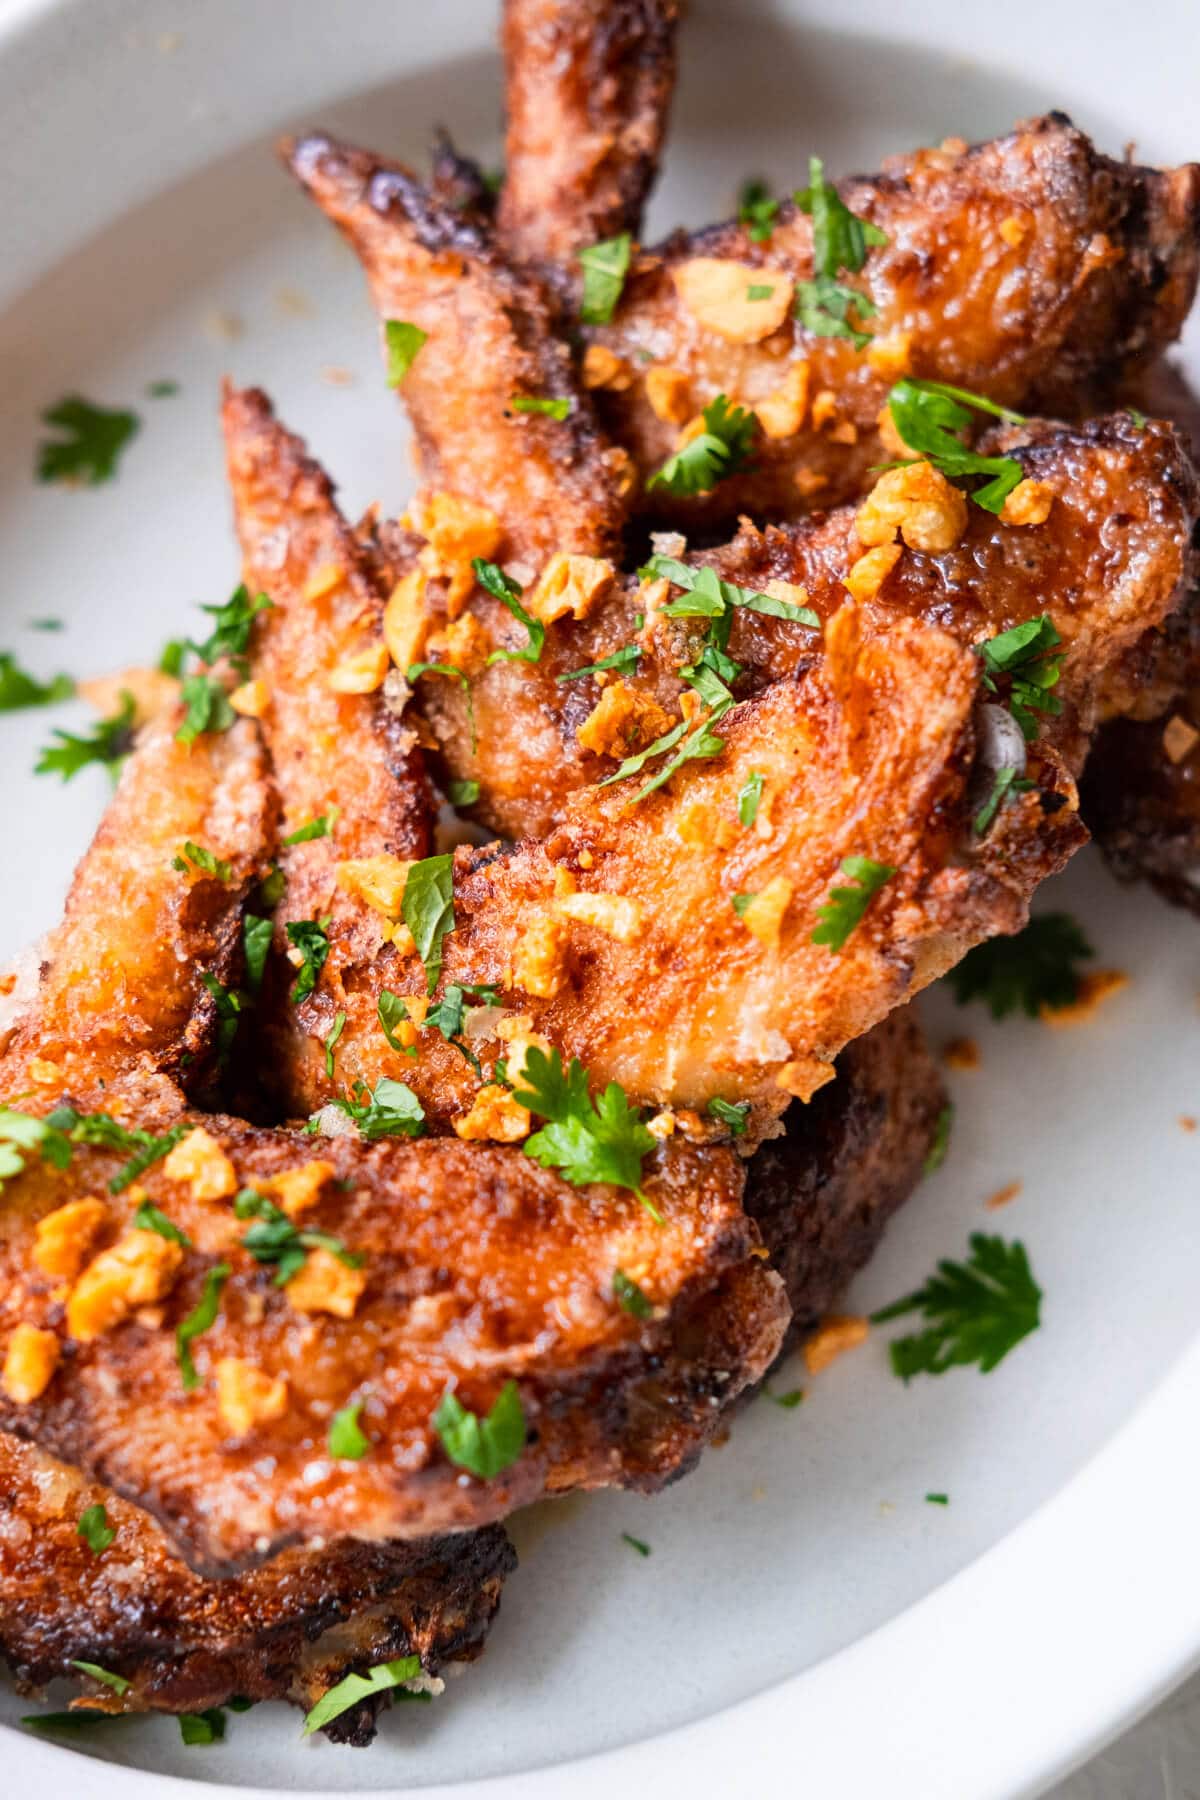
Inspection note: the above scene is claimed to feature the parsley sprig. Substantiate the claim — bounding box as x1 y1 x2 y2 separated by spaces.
738 177 780 243
647 394 758 497
234 1188 362 1285
884 379 1026 513
949 913 1093 1018
37 396 139 486
642 554 819 629
811 856 895 953
0 654 73 712
513 1046 658 1212
76 1503 115 1555
871 1232 1042 1378
319 1076 426 1141
36 691 136 783
286 916 332 1003
401 855 455 993
302 1657 422 1737
974 615 1064 742
578 232 632 325
384 320 427 384
473 559 545 666
433 1380 525 1478
794 156 887 348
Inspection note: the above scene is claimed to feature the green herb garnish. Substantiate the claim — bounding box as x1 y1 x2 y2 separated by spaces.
147 380 179 399
871 1232 1042 1379
473 560 546 667
557 642 643 683
621 1531 652 1556
242 914 273 993
514 1046 657 1210
407 661 478 752
612 1269 653 1318
948 912 1093 1019
923 1104 954 1176
172 841 232 881
642 554 819 628
323 1011 346 1080
283 813 335 845
36 691 136 782
647 394 758 497
0 654 73 712
37 397 139 486
793 156 887 347
448 778 481 806
70 1662 130 1695
378 989 415 1056
176 673 235 746
235 1189 362 1286
76 1502 115 1555
302 1656 422 1737
179 1710 226 1745
432 1380 525 1478
706 1096 750 1135
286 915 332 1003
737 770 764 827
510 395 572 420
974 614 1064 741
329 1398 370 1460
762 1385 804 1409
884 378 1025 513
578 232 632 325
738 177 780 243
811 856 894 953
321 1077 426 1142
925 1492 949 1505
199 971 248 1063
132 1201 191 1247
972 766 1034 836
385 320 428 384
401 855 455 993
176 1263 231 1390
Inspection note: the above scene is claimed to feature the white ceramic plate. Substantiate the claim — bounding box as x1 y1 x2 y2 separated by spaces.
3 1 1200 1794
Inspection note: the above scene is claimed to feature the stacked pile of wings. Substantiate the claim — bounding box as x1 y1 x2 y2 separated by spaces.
3 0 1200 1746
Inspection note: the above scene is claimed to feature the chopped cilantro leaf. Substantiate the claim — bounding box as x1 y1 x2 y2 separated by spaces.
948 912 1093 1019
378 989 415 1056
176 1263 230 1389
70 1662 130 1696
35 691 136 782
173 840 232 881
557 641 643 683
21 1711 128 1733
448 777 481 806
1127 406 1147 430
199 971 248 1062
147 380 179 399
510 394 572 420
188 586 273 671
29 617 64 631
323 1011 346 1080
631 706 730 804
730 892 756 918
641 553 819 628
432 1380 525 1478
0 654 73 712
884 378 1026 513
283 813 335 845
811 855 894 953
621 1531 652 1556
132 1201 191 1247
329 1398 370 1460
235 1189 362 1287
179 1710 225 1745
158 638 187 677
762 1384 805 1409
473 560 546 666
108 1124 188 1194
737 770 764 827
871 1232 1042 1378
793 155 886 347
923 1104 954 1176
598 715 688 787
746 283 775 301
514 1046 657 1209
76 1502 115 1555
925 1492 949 1505
647 393 758 497
302 1656 422 1737
257 863 286 909
37 396 139 486
612 1269 653 1318
384 320 428 384
707 1096 750 1135
242 914 273 994
578 232 632 325
738 177 780 243
176 672 235 746
323 1076 426 1142
974 614 1064 741
286 916 332 1004
973 766 1034 836
401 855 455 993
407 661 478 752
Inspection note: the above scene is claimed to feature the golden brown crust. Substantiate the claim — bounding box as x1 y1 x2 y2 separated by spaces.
0 1097 784 1573
587 115 1200 532
498 0 680 269
284 133 631 567
398 414 1200 839
0 706 273 1100
0 1434 513 1741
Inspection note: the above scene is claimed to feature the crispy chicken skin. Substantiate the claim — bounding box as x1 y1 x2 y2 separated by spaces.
284 133 630 567
745 1010 945 1357
497 0 680 270
0 704 272 1099
393 413 1200 838
0 1106 784 1573
0 1435 513 1743
585 115 1200 531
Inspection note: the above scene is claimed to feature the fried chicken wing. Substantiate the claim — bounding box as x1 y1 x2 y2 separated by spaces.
584 116 1200 532
0 1434 513 1742
388 413 1200 838
497 0 680 270
0 704 273 1099
285 134 630 567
